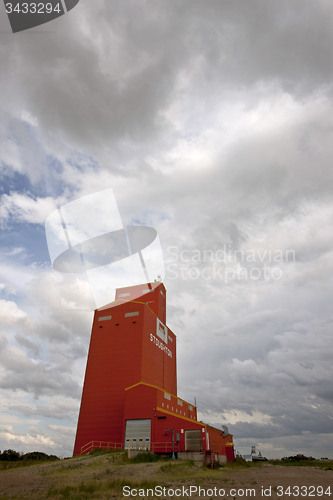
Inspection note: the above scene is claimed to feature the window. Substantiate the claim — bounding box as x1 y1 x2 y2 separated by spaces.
98 315 112 321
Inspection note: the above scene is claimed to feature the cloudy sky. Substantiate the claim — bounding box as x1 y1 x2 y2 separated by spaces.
1 0 333 459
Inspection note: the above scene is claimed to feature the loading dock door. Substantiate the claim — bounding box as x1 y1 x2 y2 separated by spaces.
124 419 151 449
185 429 202 450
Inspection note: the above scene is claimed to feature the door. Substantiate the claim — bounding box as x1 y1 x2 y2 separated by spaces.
185 429 202 450
124 419 151 449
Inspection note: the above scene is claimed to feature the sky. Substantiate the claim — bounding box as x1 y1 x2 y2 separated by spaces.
0 0 333 459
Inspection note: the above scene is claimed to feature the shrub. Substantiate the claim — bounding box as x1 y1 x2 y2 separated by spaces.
0 449 21 461
129 452 161 463
21 451 59 461
234 457 250 466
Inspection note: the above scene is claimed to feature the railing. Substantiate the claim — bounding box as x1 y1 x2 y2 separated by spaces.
80 441 123 455
81 440 179 455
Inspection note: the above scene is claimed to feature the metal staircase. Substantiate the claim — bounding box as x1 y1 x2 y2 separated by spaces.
203 449 219 468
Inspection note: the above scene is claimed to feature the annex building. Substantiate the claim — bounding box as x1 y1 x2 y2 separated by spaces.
73 282 234 463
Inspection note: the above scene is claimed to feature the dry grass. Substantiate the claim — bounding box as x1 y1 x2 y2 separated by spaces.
0 451 332 499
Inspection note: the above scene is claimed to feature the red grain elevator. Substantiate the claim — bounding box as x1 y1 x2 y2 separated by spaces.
73 281 234 461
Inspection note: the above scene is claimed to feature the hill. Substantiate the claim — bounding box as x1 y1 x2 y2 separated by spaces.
0 450 332 499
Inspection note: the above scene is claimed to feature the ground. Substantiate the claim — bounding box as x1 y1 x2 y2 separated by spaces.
0 451 332 499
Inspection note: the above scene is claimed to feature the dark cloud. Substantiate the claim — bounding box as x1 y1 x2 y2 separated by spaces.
1 1 332 156
0 346 81 399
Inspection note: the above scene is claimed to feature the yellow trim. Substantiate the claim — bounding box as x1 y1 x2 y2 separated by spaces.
125 381 164 392
124 382 196 408
96 298 147 311
124 383 232 437
225 443 234 447
156 407 205 426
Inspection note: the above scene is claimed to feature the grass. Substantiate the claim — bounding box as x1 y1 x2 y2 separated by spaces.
158 459 233 482
218 457 252 470
46 478 161 499
88 448 124 456
0 457 59 472
6 451 331 500
128 451 162 463
159 459 195 471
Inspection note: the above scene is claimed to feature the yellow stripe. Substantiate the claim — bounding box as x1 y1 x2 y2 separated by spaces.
124 383 231 436
96 298 147 311
156 407 205 426
125 381 167 393
124 382 196 408
225 443 234 446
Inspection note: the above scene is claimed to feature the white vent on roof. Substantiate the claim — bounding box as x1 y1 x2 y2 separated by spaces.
125 311 139 317
98 315 112 321
119 293 130 298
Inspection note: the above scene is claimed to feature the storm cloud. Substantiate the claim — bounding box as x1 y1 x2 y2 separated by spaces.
0 0 333 458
